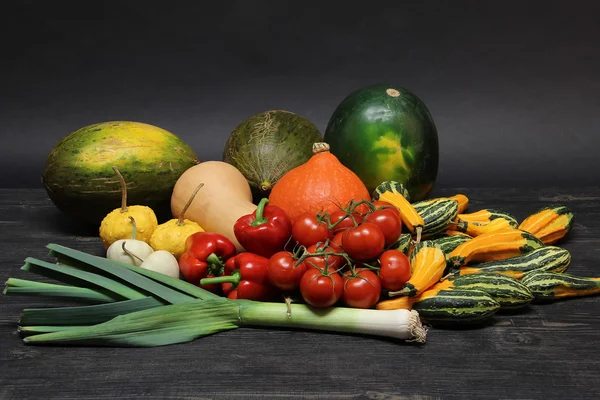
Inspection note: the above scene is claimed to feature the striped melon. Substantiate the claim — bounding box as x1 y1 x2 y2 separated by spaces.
42 121 200 224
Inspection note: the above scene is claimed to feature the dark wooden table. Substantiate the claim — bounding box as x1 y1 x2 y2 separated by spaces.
1 187 599 400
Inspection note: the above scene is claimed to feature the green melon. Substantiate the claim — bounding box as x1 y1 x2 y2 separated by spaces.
42 121 200 225
222 110 323 201
324 85 439 201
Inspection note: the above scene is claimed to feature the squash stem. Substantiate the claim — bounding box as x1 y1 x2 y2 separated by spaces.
178 183 204 226
121 242 145 264
112 166 128 213
251 198 269 227
129 216 138 240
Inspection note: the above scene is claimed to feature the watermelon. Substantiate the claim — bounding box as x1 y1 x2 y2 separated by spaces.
223 110 322 201
324 85 439 201
42 121 200 225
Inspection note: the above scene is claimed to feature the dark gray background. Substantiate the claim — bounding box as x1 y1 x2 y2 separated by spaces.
2 0 599 189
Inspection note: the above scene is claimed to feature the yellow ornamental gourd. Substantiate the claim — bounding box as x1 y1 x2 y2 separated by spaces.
149 183 205 258
518 205 574 245
390 241 446 297
99 167 158 249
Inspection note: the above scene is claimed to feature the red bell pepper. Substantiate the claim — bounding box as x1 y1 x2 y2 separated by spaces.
233 198 292 258
200 252 276 301
178 232 237 292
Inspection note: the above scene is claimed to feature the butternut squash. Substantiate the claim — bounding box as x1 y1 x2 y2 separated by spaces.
171 161 257 252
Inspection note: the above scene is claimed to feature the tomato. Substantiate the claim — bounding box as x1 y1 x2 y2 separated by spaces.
299 269 344 308
364 209 402 247
292 213 332 247
331 231 345 249
372 200 401 219
378 250 411 291
329 209 363 234
306 240 345 271
342 222 385 262
267 251 308 291
342 269 381 309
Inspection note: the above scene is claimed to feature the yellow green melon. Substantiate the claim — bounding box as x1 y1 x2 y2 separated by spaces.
42 121 199 224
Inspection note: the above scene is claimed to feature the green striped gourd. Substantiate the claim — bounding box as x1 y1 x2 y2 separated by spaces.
457 246 571 279
412 198 459 238
448 273 534 309
432 235 471 257
411 289 500 324
522 271 600 301
388 233 412 254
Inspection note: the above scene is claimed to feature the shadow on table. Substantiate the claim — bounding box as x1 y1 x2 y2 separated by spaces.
38 209 99 237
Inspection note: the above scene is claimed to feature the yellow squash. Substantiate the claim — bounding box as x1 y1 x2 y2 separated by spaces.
149 183 205 258
518 205 574 245
453 218 515 237
389 241 446 297
372 181 425 242
99 167 158 249
447 194 469 214
448 229 544 268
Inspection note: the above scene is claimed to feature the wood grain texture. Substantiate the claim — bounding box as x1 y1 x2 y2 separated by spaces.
1 188 599 400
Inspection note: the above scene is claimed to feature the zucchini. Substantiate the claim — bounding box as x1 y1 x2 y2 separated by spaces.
457 246 571 279
411 289 500 324
448 273 533 309
522 271 600 301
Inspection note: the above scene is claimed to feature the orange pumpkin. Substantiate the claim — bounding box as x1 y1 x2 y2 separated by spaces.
268 142 371 221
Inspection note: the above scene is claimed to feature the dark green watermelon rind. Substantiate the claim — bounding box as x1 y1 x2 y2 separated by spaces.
324 85 439 201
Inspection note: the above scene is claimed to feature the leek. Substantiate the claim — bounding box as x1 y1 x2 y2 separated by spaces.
22 299 426 346
6 243 427 347
4 278 118 303
20 297 164 326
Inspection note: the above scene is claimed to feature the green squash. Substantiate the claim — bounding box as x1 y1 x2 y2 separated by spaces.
223 110 322 201
42 121 200 225
324 85 439 201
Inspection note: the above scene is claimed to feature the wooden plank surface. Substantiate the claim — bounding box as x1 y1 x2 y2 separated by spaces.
1 187 599 400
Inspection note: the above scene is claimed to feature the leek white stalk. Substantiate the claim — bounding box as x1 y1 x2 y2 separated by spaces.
239 302 427 342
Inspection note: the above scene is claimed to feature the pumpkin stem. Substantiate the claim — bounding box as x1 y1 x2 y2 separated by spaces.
129 216 138 240
112 166 128 213
178 183 204 226
312 142 330 154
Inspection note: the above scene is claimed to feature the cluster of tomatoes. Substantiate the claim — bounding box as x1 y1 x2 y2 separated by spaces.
268 200 412 309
